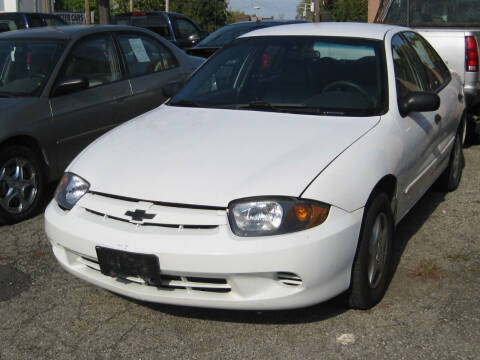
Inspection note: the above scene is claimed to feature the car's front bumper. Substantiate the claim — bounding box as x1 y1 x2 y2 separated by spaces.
45 194 363 310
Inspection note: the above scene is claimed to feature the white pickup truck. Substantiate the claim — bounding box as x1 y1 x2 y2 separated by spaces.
376 0 480 142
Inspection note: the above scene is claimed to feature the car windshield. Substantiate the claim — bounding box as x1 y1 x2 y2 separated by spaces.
170 36 387 117
0 39 64 97
196 24 265 47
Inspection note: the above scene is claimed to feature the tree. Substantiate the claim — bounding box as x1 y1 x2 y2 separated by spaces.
170 0 229 32
330 0 367 22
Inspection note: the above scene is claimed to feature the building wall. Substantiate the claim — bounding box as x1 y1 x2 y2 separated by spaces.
0 0 44 12
368 0 381 23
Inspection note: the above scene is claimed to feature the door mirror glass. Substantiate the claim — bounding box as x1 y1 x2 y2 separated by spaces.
52 76 89 97
399 91 440 116
188 33 200 42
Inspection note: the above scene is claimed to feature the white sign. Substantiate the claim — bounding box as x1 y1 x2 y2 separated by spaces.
129 38 151 63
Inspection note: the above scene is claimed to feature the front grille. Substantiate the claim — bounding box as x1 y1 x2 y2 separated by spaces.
79 256 231 293
85 208 218 229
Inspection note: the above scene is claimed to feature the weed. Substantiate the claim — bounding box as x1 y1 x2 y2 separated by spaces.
409 259 441 281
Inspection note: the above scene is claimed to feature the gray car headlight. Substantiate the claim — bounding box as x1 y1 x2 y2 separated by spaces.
228 197 330 237
54 173 90 210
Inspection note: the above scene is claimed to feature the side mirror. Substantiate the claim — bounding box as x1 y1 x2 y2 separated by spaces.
399 91 440 117
162 81 184 98
52 76 89 97
188 33 201 43
199 30 209 39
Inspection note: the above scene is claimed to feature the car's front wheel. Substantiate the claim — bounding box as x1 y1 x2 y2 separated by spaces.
348 192 394 310
0 145 45 224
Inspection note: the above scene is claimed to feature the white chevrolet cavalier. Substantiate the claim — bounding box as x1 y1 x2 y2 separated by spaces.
45 23 465 310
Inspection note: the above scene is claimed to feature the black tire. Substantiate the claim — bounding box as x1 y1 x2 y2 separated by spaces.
348 193 394 310
436 132 463 192
0 145 46 224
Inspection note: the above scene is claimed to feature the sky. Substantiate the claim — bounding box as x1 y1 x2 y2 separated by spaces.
228 0 300 20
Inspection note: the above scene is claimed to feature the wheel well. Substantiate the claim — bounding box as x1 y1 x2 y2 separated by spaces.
0 136 50 176
367 175 397 215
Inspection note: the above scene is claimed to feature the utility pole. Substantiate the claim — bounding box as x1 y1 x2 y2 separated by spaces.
166 0 169 12
98 0 110 24
314 0 320 22
42 0 51 13
85 0 91 24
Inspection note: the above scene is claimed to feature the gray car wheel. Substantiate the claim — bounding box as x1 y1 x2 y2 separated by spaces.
0 145 45 224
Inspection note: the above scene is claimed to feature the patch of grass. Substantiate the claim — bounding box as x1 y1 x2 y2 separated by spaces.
409 259 441 281
446 253 471 262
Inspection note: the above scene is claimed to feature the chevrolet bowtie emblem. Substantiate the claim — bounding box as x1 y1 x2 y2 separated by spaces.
124 209 156 222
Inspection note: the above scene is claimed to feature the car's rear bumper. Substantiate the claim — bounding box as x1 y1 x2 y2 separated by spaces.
45 199 363 310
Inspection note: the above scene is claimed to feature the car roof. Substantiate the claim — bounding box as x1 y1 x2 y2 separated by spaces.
226 20 308 28
0 24 148 40
240 22 405 40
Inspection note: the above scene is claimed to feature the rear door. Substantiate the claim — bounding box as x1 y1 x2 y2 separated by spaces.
115 31 187 117
49 33 132 172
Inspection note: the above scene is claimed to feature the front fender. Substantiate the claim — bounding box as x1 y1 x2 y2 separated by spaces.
301 115 402 213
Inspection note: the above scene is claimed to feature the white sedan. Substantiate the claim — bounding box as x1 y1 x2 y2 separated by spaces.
45 23 465 310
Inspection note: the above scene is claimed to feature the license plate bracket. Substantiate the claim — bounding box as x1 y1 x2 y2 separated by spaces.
95 246 161 286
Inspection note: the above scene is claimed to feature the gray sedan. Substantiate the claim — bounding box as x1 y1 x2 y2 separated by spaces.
0 25 203 223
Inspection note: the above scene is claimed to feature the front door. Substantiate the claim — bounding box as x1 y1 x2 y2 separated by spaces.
49 33 132 173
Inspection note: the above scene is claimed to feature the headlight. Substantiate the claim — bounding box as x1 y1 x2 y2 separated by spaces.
228 197 330 237
54 172 90 210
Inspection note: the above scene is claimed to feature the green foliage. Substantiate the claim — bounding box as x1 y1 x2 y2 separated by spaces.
170 0 229 32
330 0 367 22
226 9 247 24
56 0 98 11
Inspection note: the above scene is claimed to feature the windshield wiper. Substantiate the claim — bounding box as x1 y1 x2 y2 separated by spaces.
236 101 346 115
169 99 202 108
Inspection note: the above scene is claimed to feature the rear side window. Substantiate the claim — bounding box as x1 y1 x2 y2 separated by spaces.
59 34 122 89
27 14 44 28
403 32 451 92
117 33 178 77
43 15 66 26
383 0 408 26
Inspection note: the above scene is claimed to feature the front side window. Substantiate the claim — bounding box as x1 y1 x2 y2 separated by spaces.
403 31 451 91
175 18 199 39
59 34 122 90
0 13 26 30
391 34 426 100
117 33 178 77
0 39 64 97
170 36 387 117
43 15 66 26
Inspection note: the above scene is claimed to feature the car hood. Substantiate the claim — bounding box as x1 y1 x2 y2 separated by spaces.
68 106 379 207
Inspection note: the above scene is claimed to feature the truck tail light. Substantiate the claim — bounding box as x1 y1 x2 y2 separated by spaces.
465 36 479 72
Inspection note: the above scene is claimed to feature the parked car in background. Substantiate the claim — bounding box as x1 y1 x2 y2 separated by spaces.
111 12 208 49
0 25 203 224
0 12 66 31
376 0 480 142
45 23 465 311
186 20 308 58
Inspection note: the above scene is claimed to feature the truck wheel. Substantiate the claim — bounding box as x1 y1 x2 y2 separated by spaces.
0 145 45 224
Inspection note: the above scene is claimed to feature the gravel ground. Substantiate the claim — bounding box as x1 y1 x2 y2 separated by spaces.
1 146 479 360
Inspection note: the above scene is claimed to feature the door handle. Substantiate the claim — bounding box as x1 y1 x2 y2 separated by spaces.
458 93 464 102
435 114 442 123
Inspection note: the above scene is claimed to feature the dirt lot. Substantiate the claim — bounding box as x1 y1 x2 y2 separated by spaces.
1 146 479 360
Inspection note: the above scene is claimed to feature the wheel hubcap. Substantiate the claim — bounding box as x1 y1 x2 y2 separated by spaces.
0 157 38 214
367 213 389 289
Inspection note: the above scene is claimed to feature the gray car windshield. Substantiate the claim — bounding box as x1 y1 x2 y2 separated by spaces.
0 39 64 97
170 36 387 116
